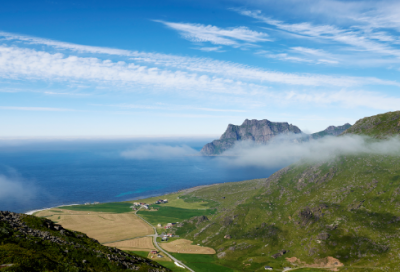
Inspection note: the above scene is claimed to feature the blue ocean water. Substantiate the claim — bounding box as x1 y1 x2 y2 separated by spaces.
0 139 280 213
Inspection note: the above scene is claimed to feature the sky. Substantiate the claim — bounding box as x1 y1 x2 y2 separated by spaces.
1 0 400 138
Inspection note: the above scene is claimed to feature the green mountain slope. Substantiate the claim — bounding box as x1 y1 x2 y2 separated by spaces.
0 211 170 272
170 111 400 271
342 111 400 138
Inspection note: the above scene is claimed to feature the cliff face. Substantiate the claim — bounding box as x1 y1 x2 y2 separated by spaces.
310 123 352 139
201 119 302 155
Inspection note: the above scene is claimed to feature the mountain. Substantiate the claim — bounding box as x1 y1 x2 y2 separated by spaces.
172 111 400 271
310 123 352 139
341 111 400 138
201 119 302 155
0 211 170 272
201 119 352 155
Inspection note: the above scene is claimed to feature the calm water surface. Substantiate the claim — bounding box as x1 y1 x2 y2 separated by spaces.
0 139 279 213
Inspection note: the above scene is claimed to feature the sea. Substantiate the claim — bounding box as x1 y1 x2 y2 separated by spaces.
0 138 280 213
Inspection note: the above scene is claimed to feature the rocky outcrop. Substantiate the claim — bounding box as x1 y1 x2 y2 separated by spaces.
0 211 170 271
201 119 302 155
201 119 353 155
310 123 351 139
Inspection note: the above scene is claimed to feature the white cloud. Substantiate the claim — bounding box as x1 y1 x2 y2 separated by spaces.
194 46 224 52
0 172 37 202
1 31 399 88
156 20 270 47
0 106 76 111
220 134 400 168
121 144 198 159
113 103 246 112
235 8 400 59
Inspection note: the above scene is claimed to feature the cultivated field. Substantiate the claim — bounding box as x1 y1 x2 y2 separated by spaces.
160 239 216 254
35 209 153 243
105 237 156 251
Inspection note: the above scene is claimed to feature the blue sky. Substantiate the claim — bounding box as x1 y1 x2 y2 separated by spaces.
1 0 400 137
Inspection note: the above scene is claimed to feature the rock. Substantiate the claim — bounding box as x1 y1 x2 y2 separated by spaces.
316 232 330 240
272 249 287 259
224 235 231 239
201 119 302 155
217 252 226 259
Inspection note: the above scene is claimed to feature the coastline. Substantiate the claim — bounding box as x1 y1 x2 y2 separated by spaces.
25 204 79 215
25 183 219 215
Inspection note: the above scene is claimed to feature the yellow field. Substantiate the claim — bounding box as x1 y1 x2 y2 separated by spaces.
35 209 153 243
105 237 156 251
160 239 216 254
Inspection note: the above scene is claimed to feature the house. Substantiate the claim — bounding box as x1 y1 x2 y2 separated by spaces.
167 233 173 237
264 265 273 270
161 237 168 241
150 250 158 254
84 203 90 205
93 202 99 204
163 199 168 203
133 202 140 206
141 204 149 209
157 254 163 258
157 224 162 227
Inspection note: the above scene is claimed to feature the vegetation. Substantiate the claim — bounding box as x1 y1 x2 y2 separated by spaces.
58 202 133 213
342 110 400 138
138 205 216 226
127 251 150 258
156 261 186 272
0 213 170 271
171 254 237 272
167 111 400 271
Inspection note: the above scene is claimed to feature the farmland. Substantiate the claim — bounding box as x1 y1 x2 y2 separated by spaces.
35 209 153 243
160 239 215 254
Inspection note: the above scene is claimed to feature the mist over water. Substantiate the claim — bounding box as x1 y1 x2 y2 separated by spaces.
0 139 279 213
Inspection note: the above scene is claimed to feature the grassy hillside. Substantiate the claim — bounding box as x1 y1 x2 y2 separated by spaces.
172 154 400 271
168 111 400 271
342 111 400 138
0 211 170 272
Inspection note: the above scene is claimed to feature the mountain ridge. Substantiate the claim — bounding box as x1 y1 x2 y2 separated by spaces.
170 111 400 271
201 119 352 155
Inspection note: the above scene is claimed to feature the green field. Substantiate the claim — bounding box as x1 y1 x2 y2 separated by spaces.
171 253 236 272
58 202 133 213
131 192 218 210
128 251 150 258
137 205 216 225
156 261 187 272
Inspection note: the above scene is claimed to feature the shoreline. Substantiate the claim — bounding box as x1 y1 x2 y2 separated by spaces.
25 183 220 215
25 204 79 215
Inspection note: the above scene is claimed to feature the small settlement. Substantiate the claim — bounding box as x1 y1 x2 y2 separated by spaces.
131 202 150 210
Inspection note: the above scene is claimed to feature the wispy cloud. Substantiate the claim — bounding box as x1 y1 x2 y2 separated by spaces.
155 20 270 47
121 144 198 159
111 103 246 112
0 106 75 111
235 8 400 60
1 31 399 88
194 46 225 52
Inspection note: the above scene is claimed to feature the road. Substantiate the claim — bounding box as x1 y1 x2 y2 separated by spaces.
135 210 195 272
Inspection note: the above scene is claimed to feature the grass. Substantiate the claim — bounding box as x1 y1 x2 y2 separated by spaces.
128 251 150 258
0 215 170 272
58 202 133 213
131 192 218 210
137 205 216 226
171 253 236 272
156 261 187 272
170 152 400 270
